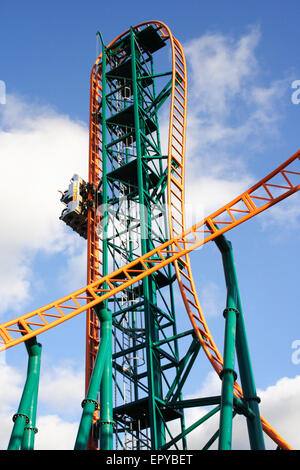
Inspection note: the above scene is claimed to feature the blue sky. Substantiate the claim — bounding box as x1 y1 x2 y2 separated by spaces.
0 0 299 450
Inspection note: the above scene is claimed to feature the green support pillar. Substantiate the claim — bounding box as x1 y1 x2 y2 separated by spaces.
129 26 165 449
75 305 112 450
21 360 40 450
99 305 114 450
8 336 42 450
235 302 265 449
97 33 114 451
218 302 238 449
97 24 190 449
215 233 265 450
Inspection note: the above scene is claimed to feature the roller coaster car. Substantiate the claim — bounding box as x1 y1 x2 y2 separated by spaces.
59 174 88 239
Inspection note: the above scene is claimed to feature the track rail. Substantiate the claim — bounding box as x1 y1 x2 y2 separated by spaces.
0 153 298 448
0 153 298 374
0 152 298 354
85 20 170 389
86 57 103 388
164 23 298 449
1 20 299 449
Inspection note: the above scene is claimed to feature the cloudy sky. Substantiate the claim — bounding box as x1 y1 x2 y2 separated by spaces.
0 0 299 450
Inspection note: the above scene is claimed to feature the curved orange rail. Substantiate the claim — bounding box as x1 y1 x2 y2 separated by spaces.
163 21 296 450
89 20 297 449
0 151 298 356
0 155 297 449
1 21 299 450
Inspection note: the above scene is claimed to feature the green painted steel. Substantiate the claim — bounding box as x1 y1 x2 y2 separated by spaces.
215 233 265 450
218 305 238 449
82 23 268 451
202 411 237 450
8 337 41 450
99 306 114 450
161 405 221 450
165 337 201 403
235 311 265 449
74 305 111 450
129 27 162 448
98 38 114 451
97 25 189 450
21 339 41 450
3 24 286 452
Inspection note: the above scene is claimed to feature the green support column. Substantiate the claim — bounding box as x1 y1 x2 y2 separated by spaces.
8 336 42 450
235 304 265 449
75 305 112 450
215 233 265 450
21 355 41 450
99 24 190 449
130 27 164 449
218 303 238 449
99 305 114 450
97 33 114 450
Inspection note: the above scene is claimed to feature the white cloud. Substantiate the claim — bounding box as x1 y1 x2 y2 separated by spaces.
0 355 83 449
1 353 299 450
0 27 297 452
58 241 87 293
257 375 300 450
198 281 224 318
0 92 89 447
184 27 260 117
260 192 300 238
182 26 290 218
0 28 290 319
186 170 254 220
0 358 23 411
38 362 84 418
35 414 78 450
0 358 24 449
0 93 88 315
168 372 300 450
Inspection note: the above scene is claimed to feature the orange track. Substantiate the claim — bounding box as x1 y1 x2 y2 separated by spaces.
1 21 299 450
0 153 298 449
0 152 298 356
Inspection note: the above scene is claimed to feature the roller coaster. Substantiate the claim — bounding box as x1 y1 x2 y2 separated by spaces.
2 21 300 451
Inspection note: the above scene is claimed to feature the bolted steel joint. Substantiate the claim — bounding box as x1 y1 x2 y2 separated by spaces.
223 307 239 319
81 398 99 410
219 367 238 381
12 413 29 425
245 395 261 404
24 426 38 434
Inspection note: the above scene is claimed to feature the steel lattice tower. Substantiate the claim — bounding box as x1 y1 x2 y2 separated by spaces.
87 24 192 450
2 21 299 452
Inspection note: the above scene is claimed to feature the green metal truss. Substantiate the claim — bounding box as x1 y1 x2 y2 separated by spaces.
88 24 265 451
97 25 195 450
8 24 267 452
